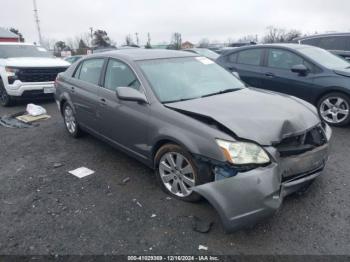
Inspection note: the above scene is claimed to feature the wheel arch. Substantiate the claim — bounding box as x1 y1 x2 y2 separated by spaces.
151 136 200 169
315 87 350 105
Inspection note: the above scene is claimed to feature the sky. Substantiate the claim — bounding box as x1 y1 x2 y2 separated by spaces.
1 0 350 47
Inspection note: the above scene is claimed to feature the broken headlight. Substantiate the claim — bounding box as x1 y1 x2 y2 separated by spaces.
5 67 20 84
216 139 270 165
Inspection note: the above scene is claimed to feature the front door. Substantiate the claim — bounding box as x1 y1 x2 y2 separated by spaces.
260 48 317 103
97 58 150 158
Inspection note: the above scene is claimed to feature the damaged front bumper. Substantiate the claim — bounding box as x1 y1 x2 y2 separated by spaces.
193 125 332 233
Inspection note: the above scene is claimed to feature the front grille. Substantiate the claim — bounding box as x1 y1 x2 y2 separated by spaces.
16 67 67 83
276 124 327 157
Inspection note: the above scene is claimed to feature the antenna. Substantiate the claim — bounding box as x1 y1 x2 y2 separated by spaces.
33 0 42 45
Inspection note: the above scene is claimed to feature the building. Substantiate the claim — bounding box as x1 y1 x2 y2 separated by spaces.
0 28 19 42
181 41 194 49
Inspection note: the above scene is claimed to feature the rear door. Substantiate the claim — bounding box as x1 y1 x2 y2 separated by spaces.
260 48 317 102
225 48 264 88
69 58 105 129
97 58 150 157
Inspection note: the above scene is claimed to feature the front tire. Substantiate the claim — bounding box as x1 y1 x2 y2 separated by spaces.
0 80 13 107
317 92 350 127
62 103 81 138
154 144 212 202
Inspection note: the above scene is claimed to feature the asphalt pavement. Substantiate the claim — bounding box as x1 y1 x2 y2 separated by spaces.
0 100 349 255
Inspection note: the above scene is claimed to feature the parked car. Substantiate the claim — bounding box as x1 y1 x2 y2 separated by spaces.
293 32 350 60
0 42 69 106
216 44 350 126
228 41 256 48
64 55 83 64
182 48 219 60
55 49 331 232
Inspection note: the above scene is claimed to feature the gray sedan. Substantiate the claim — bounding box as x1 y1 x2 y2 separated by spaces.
55 49 332 232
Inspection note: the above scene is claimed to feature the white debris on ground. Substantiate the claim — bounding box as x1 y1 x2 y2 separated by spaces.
68 167 95 178
26 103 47 116
198 245 208 251
151 214 157 218
132 199 143 207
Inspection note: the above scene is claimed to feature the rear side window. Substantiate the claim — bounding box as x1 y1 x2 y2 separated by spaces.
303 36 350 51
237 49 262 66
267 49 303 70
228 53 237 63
77 58 105 85
104 59 140 91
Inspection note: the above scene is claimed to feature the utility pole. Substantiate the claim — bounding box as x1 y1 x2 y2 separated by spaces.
32 0 42 45
89 27 93 46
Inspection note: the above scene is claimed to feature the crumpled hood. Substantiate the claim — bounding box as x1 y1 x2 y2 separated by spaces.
4 57 70 68
166 88 320 145
333 68 350 77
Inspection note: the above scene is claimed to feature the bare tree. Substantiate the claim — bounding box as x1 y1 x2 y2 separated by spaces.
168 32 182 50
284 29 302 42
263 26 302 43
198 38 210 48
125 34 134 46
41 37 56 50
145 32 152 49
237 35 258 43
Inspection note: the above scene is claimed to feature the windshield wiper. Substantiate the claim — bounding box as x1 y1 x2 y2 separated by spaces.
200 88 240 98
163 97 198 104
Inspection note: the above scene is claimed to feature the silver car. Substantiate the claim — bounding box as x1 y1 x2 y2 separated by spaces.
55 49 332 232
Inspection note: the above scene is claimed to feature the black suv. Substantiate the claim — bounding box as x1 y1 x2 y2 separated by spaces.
293 32 350 61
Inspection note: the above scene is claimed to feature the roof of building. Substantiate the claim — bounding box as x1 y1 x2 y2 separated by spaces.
0 28 19 38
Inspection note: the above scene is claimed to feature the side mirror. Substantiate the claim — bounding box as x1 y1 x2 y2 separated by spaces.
291 64 308 76
116 86 147 103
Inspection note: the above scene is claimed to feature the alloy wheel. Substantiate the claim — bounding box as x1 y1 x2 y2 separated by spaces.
320 97 349 124
64 105 77 134
158 152 195 197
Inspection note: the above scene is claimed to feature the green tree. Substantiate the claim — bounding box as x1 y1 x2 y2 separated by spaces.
92 30 111 48
9 28 25 42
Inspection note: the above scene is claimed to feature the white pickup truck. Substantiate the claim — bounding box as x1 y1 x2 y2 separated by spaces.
0 42 70 106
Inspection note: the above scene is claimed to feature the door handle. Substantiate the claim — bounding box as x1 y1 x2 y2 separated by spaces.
100 98 107 106
265 72 275 78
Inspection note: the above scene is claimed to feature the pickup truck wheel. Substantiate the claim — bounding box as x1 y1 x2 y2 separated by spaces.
0 80 13 107
63 103 81 138
154 144 212 202
318 92 350 126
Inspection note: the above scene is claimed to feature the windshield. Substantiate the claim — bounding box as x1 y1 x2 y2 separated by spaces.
299 46 350 69
138 57 245 103
0 45 52 58
193 49 219 60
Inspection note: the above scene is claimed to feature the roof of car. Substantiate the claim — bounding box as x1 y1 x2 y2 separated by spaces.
221 43 315 55
95 49 197 61
293 32 350 41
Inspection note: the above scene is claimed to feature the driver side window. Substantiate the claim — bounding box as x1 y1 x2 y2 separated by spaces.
104 59 140 91
267 49 304 70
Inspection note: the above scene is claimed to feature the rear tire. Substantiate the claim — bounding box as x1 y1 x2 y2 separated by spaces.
154 143 212 202
62 103 82 138
317 92 350 127
0 80 13 107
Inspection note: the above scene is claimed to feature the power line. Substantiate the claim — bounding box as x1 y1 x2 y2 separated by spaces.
33 0 42 45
